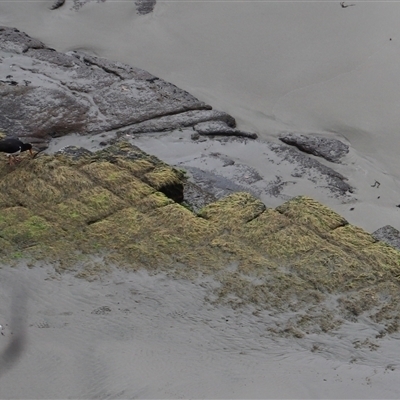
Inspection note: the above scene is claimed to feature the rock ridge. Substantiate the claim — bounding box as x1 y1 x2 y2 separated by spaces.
0 26 255 148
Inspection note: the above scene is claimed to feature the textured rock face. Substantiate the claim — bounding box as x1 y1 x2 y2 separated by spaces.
0 27 233 147
135 0 156 14
193 121 258 139
372 225 400 250
118 110 236 135
279 133 349 163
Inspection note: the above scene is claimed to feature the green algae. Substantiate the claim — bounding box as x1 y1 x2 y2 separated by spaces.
0 142 400 335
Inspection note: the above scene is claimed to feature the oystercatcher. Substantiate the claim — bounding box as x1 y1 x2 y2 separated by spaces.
0 138 33 165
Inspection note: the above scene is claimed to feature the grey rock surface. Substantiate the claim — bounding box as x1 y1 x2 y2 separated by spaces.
279 133 349 163
183 181 217 213
0 26 235 147
194 121 258 139
372 225 400 250
55 145 93 159
118 110 236 135
135 0 156 14
184 166 257 201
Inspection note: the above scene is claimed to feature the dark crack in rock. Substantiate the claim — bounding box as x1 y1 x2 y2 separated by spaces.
279 133 349 163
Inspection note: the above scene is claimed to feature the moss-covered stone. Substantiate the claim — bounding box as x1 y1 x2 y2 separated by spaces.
0 142 400 336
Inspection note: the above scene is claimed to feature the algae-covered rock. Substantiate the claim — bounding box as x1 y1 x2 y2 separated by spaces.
0 142 400 337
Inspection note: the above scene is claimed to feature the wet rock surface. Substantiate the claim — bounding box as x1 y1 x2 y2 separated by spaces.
279 133 349 163
0 27 233 146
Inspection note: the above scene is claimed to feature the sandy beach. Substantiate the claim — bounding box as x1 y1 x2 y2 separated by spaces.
1 263 400 399
2 0 400 398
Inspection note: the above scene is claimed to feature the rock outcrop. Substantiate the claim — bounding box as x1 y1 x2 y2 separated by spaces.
135 0 156 14
0 142 400 339
117 110 236 136
193 120 257 139
0 27 240 147
372 225 400 251
1 26 399 342
279 133 349 163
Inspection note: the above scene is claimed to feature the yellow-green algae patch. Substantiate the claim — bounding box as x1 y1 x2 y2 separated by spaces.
143 166 184 190
1 142 400 336
198 192 266 228
276 196 348 233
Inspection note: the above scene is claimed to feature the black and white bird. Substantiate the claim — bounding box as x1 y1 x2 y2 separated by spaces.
0 138 33 165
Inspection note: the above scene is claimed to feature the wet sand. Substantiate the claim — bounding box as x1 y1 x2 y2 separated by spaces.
1 1 400 398
1 264 400 399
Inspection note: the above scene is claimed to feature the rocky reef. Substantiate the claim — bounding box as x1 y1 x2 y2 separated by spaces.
0 143 400 339
0 26 254 149
1 26 400 342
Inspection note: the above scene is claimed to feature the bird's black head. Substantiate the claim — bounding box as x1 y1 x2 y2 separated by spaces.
21 143 33 155
21 143 32 151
